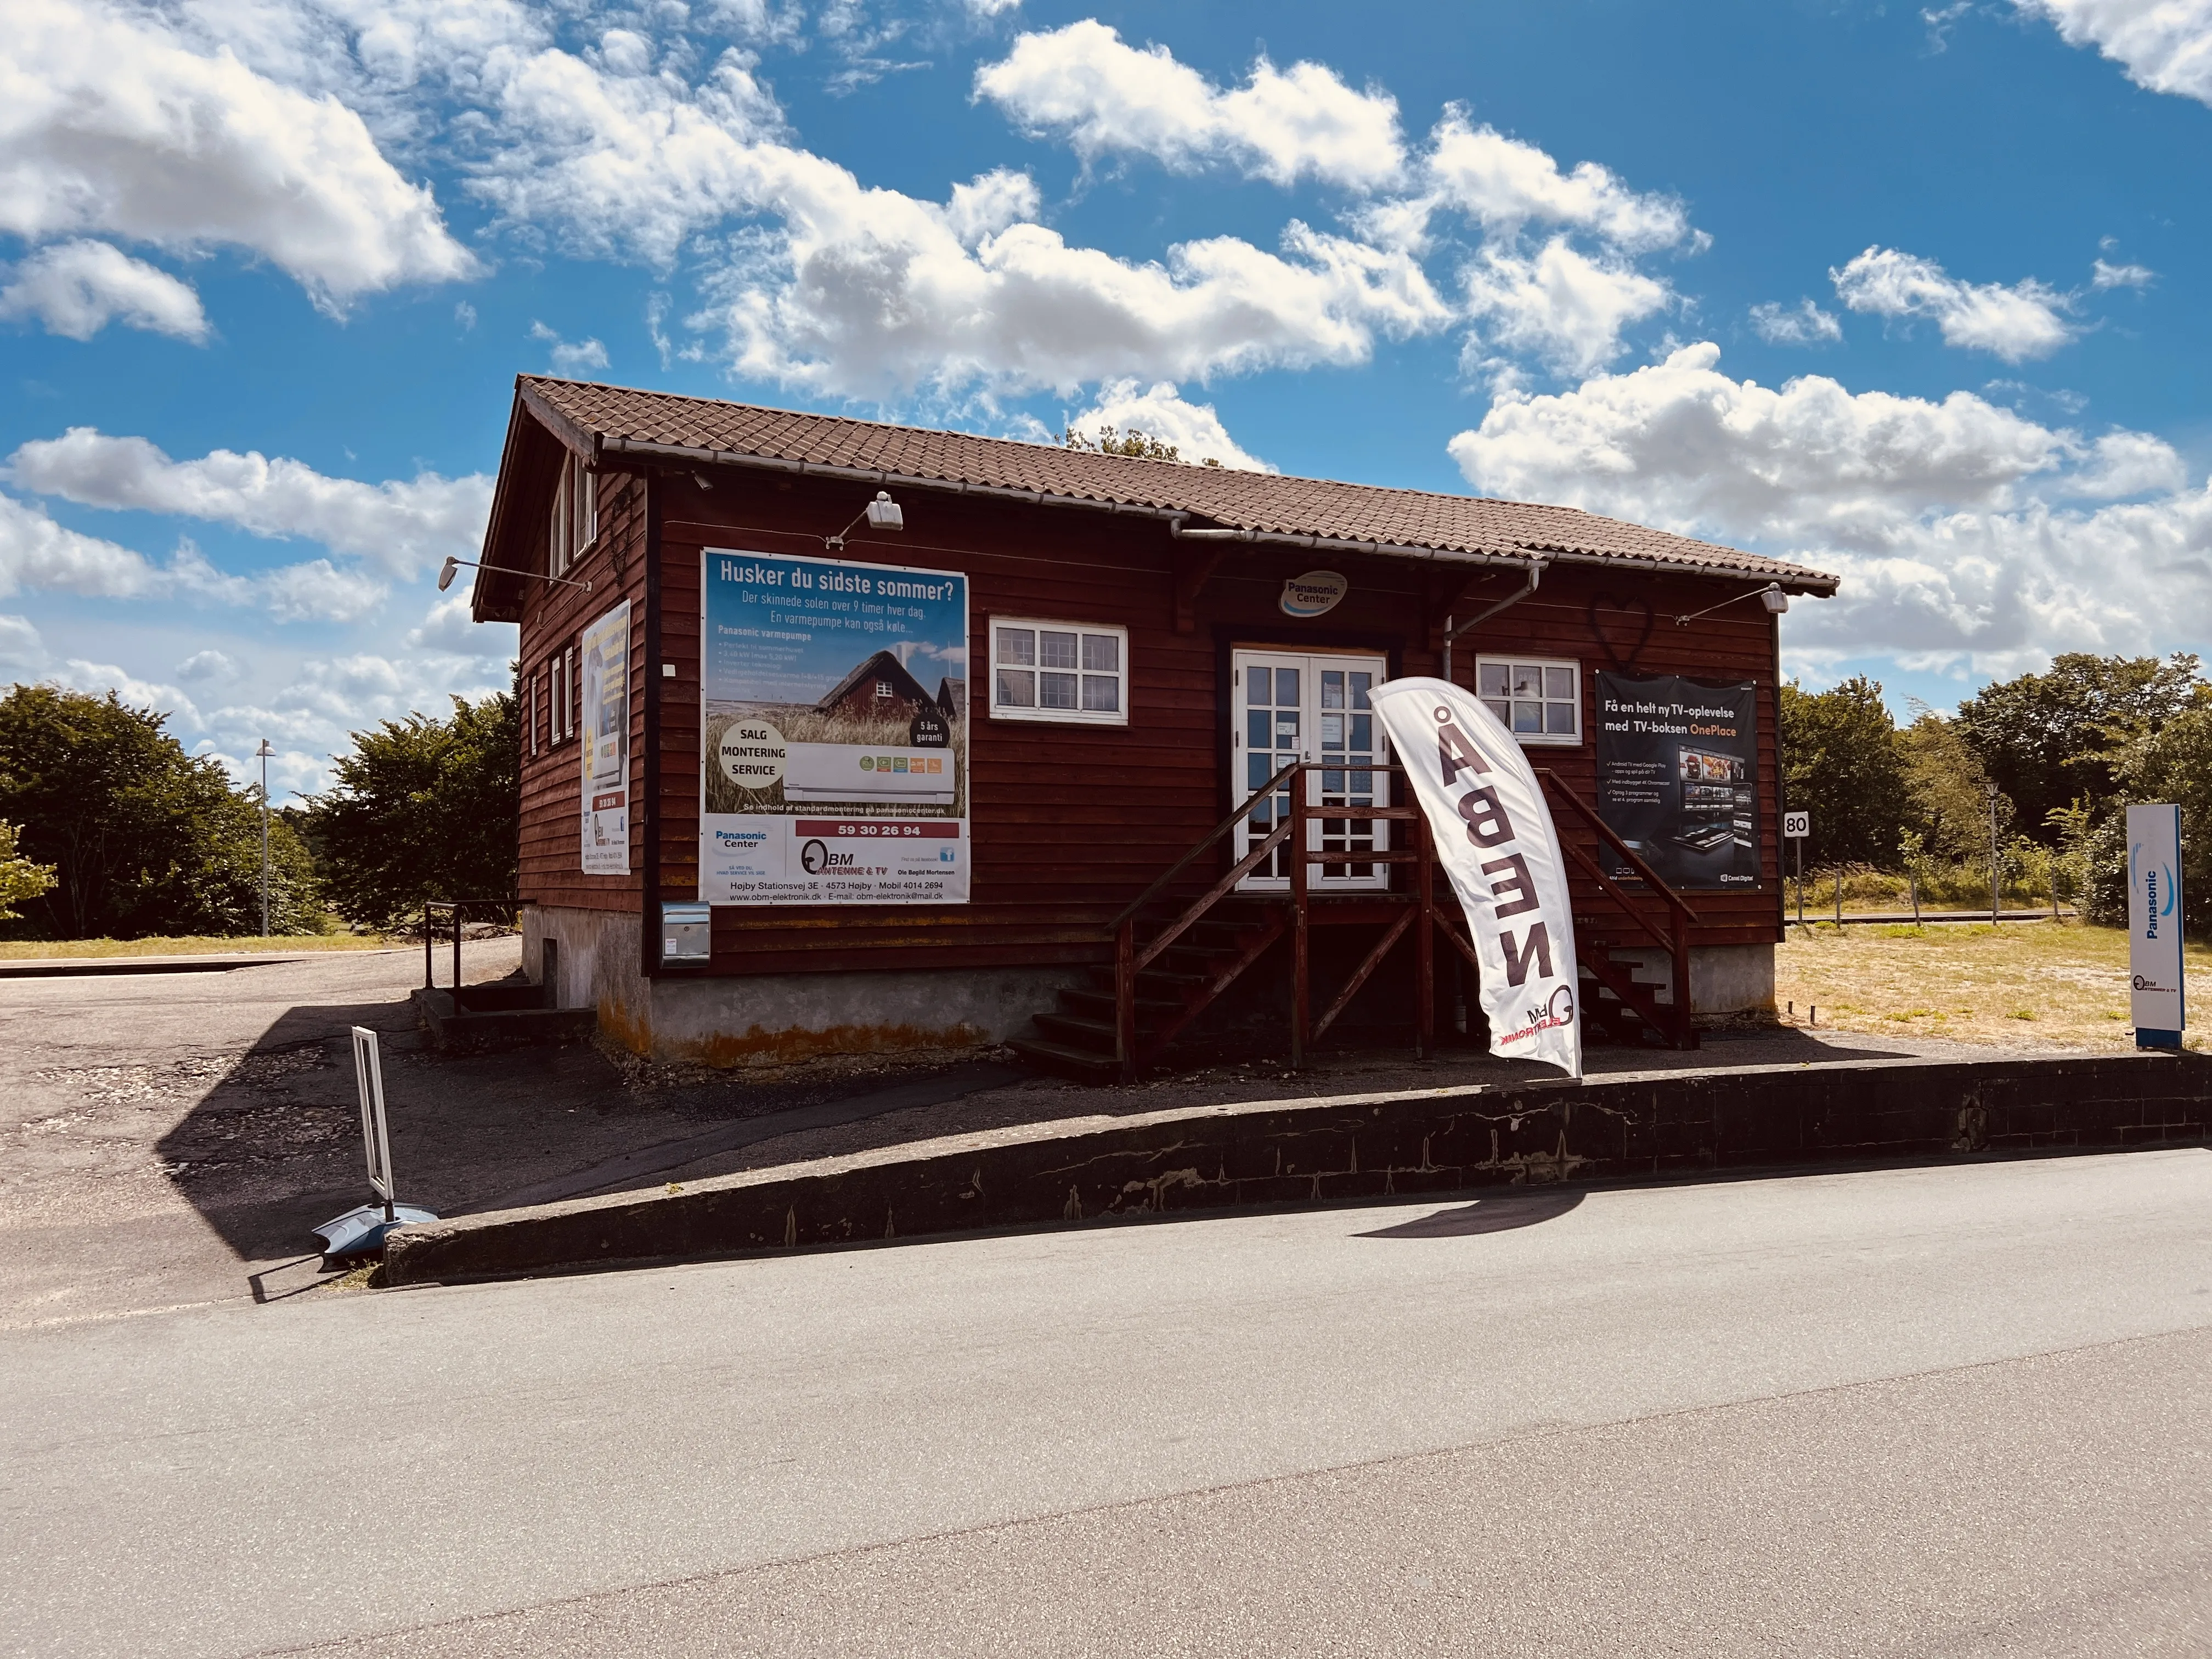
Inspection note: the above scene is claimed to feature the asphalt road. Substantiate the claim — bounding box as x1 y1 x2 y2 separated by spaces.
5 1146 2209 1657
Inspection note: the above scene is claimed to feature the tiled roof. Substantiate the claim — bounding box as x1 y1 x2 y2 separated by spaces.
518 376 1838 591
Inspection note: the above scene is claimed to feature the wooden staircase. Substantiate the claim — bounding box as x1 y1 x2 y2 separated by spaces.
1008 762 1701 1082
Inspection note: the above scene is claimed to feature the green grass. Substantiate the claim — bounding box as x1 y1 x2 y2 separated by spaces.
0 934 393 960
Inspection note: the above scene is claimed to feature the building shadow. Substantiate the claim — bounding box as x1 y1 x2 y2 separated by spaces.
1357 1190 1585 1238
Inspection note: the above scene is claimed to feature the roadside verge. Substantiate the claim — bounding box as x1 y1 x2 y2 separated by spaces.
382 1051 2209 1288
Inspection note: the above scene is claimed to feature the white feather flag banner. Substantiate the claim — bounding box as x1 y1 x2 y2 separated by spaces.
1372 675 1583 1079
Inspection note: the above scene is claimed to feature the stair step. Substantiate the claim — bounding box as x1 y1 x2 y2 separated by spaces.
1034 1011 1116 1051
1007 1036 1120 1081
1059 988 1177 1021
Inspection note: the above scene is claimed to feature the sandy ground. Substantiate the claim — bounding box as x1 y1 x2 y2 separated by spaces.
0 941 2052 1330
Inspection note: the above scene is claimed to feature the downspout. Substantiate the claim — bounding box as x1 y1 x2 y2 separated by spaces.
1440 562 1547 684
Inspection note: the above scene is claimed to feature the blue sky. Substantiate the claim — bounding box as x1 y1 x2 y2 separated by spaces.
5 0 2210 800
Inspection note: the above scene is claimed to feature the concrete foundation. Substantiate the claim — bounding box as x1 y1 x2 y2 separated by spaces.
523 905 1083 1067
1606 943 1775 1015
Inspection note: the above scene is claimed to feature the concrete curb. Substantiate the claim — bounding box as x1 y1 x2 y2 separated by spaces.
382 1051 2211 1288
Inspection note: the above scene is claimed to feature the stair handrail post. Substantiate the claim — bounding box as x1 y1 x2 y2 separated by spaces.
1114 914 1137 1084
1289 763 1309 1070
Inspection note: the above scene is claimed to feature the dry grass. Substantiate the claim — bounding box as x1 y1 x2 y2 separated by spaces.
702 701 967 817
1775 919 2211 1052
0 934 390 960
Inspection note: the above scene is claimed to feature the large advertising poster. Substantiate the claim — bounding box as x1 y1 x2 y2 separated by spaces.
579 599 630 876
1593 672 1760 891
699 548 968 905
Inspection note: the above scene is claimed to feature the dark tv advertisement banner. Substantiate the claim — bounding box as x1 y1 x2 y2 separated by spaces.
1593 672 1760 891
699 548 968 905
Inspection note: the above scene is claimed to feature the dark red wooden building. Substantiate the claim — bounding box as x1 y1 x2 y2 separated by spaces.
470 376 1837 1075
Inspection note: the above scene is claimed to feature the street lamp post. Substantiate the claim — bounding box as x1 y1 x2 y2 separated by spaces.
256 740 274 937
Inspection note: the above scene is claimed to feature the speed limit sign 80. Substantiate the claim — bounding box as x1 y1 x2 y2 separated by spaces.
1782 811 1809 839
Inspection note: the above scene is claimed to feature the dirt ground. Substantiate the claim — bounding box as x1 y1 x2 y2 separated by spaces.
0 939 2062 1331
1775 919 2211 1052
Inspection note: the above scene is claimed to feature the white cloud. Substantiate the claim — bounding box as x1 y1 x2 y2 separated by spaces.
1459 237 1671 375
1749 297 1842 345
0 0 478 308
0 240 210 341
1447 341 2207 664
2017 0 2212 105
1405 111 1692 253
529 320 610 375
176 647 239 683
5 428 490 577
2091 255 2155 288
0 614 45 674
0 493 165 598
466 42 786 266
61 658 201 726
259 557 386 622
963 0 1023 16
407 590 516 656
1831 246 2075 361
1064 380 1274 471
974 21 1406 190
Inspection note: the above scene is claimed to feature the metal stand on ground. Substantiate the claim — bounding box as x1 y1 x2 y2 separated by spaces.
312 1026 438 1260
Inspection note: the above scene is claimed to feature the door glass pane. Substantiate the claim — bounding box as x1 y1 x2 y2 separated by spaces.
1350 672 1372 710
1321 670 1345 709
1274 668 1300 706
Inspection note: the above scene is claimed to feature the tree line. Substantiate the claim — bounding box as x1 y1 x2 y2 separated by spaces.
0 681 520 941
1781 652 2210 931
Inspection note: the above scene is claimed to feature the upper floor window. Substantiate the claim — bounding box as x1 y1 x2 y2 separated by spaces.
549 453 597 577
1475 657 1582 745
990 619 1128 725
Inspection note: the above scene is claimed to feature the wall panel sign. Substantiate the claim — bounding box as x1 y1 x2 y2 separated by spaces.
579 599 631 876
1593 671 1760 891
698 548 969 905
1279 570 1348 618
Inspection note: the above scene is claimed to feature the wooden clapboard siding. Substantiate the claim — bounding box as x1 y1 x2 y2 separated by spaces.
515 469 649 917
509 456 1791 975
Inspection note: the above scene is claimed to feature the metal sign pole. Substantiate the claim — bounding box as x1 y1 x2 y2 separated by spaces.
312 1026 438 1259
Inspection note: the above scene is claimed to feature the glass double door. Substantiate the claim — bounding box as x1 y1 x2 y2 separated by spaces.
1232 650 1390 892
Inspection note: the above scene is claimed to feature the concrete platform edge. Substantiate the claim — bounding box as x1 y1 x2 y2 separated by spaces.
381 1051 2212 1288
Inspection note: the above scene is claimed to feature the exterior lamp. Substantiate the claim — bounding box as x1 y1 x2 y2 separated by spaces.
825 491 903 551
437 555 591 593
1675 581 1789 626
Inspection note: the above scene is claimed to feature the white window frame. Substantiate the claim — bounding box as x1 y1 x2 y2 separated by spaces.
528 672 540 757
1474 655 1583 746
549 453 598 578
989 617 1129 726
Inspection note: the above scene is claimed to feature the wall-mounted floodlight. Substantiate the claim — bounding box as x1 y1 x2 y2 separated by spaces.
1676 580 1788 627
438 555 591 594
825 491 903 551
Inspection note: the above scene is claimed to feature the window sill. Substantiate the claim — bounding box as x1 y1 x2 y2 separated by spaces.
988 707 1129 727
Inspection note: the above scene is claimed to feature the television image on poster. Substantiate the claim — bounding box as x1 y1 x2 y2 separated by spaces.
698 548 969 906
1593 672 1760 890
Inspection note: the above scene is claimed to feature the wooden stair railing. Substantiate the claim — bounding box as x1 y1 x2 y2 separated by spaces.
1010 761 1709 1081
1534 769 1702 1050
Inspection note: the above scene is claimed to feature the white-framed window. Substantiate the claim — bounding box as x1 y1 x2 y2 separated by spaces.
528 673 540 757
550 651 567 744
549 453 598 577
990 618 1128 725
1475 656 1582 744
